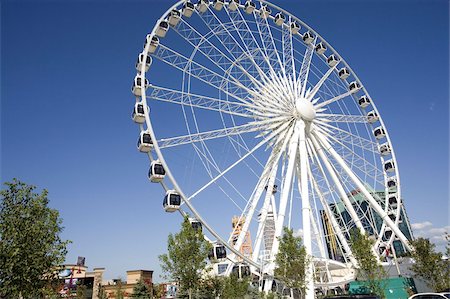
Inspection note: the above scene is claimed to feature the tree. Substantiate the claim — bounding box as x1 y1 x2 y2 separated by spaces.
349 229 386 298
76 284 87 298
221 275 250 299
0 179 70 298
159 216 211 299
274 227 309 296
410 237 450 292
132 278 152 298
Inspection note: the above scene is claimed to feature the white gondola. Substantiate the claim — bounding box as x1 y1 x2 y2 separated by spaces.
358 95 370 108
144 35 159 54
338 67 350 79
302 31 314 44
163 190 181 212
148 161 166 182
378 142 391 156
348 81 361 93
373 126 386 140
213 0 224 11
168 9 181 27
384 229 393 240
208 244 227 260
189 218 203 232
388 195 398 207
244 1 255 14
290 21 300 34
131 76 149 97
156 20 169 38
132 102 147 124
384 159 395 173
196 0 209 13
137 131 153 152
259 5 271 19
387 177 397 191
315 42 326 55
274 12 285 26
327 54 339 67
367 110 379 124
182 1 195 17
231 263 251 279
135 53 152 72
228 0 239 11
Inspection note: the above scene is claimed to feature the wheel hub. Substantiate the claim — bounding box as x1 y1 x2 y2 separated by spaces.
295 97 316 121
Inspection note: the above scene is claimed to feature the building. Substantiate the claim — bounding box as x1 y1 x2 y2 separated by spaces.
320 189 414 261
56 264 104 299
102 270 153 299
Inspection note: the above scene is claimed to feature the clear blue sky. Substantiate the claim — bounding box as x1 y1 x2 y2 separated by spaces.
1 0 448 281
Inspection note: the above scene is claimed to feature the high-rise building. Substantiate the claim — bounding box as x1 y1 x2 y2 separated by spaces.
320 189 414 261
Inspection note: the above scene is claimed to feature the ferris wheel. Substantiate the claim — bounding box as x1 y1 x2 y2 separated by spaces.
132 0 412 296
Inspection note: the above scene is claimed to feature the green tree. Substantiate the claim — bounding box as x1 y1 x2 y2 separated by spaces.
76 284 87 298
410 237 450 292
274 227 309 296
0 179 70 298
221 274 250 299
132 278 153 298
159 216 211 299
350 229 386 298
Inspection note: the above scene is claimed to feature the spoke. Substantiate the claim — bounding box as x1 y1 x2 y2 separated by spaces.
157 119 284 149
148 85 252 118
316 113 368 123
305 64 337 100
195 6 269 92
282 17 296 79
153 44 251 104
253 8 283 74
309 132 366 233
173 18 262 91
314 121 379 154
298 39 316 98
225 7 273 79
315 90 354 109
307 159 358 266
313 131 413 252
188 120 293 202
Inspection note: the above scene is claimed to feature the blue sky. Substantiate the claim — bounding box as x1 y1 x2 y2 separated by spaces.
1 0 448 281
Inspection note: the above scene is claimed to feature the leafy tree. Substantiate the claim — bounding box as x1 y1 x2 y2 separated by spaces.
115 279 125 299
132 278 152 298
76 284 87 298
0 179 70 298
350 229 386 298
159 216 211 299
274 227 309 296
221 275 250 299
410 237 450 292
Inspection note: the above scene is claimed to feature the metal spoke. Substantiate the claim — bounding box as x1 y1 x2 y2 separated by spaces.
316 113 367 123
148 85 252 118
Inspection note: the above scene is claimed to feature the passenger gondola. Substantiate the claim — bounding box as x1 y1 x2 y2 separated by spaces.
259 5 271 19
373 126 386 139
148 161 166 182
168 9 181 27
274 12 285 26
135 53 152 72
132 102 146 124
163 190 181 212
208 244 227 260
338 67 350 80
327 54 338 67
182 1 195 17
244 1 255 14
132 76 149 97
302 31 314 44
231 263 251 279
213 0 224 11
358 95 370 108
137 131 153 152
155 20 169 38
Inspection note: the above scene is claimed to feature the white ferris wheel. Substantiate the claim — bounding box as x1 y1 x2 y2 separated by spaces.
132 0 412 296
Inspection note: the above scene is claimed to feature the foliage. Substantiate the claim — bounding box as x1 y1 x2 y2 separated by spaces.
132 278 152 298
152 283 165 298
349 229 386 298
98 286 108 299
0 179 70 298
159 216 211 299
221 275 250 299
410 237 450 292
274 227 309 293
76 284 87 298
